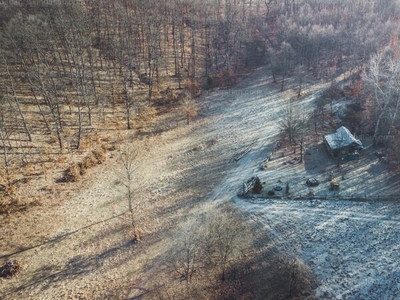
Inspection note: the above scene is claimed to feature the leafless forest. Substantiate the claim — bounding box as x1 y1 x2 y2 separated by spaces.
1 0 400 203
1 0 400 299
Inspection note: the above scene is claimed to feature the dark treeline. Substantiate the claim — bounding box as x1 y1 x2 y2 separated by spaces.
0 0 399 171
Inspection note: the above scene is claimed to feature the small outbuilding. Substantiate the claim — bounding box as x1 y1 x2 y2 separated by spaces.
323 126 363 158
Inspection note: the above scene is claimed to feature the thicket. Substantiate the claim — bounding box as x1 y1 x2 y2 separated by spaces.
155 206 317 299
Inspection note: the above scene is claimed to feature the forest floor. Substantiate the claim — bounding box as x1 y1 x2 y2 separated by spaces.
1 66 400 299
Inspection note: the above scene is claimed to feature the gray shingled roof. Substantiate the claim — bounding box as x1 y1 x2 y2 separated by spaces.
324 126 362 150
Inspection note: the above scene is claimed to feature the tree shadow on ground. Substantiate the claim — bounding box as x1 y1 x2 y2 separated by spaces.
1 237 140 297
0 211 128 261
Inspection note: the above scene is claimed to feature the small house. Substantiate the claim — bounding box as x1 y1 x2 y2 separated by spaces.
323 126 363 158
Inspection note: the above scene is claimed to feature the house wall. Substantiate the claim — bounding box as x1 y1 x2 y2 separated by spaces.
324 139 335 157
324 142 358 158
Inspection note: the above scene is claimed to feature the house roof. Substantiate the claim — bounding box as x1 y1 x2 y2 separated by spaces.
324 126 362 150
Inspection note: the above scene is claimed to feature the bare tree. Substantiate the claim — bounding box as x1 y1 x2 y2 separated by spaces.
312 95 327 135
279 97 305 145
279 42 295 91
334 130 346 168
2 55 32 142
121 78 135 130
206 207 251 281
296 65 306 97
171 221 200 285
364 47 400 145
0 125 9 175
120 147 139 241
271 253 314 299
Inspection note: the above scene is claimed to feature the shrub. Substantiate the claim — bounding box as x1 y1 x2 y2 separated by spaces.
63 164 81 182
1 260 22 278
91 148 106 164
184 79 201 96
268 190 275 196
82 154 98 169
252 176 263 194
270 254 316 298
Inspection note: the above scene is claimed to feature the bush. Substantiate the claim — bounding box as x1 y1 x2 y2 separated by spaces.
184 79 201 96
252 176 263 194
0 184 40 215
270 254 316 298
91 148 106 164
1 260 22 278
268 190 275 196
63 147 107 182
82 154 98 169
63 164 81 182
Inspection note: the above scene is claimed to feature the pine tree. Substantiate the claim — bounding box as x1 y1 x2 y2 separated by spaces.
253 176 263 194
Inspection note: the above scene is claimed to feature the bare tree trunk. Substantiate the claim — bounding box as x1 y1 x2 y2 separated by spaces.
30 86 52 134
123 78 133 130
120 148 138 239
297 76 303 97
76 83 83 150
3 56 32 142
33 59 64 149
300 137 303 163
0 127 9 175
16 51 53 134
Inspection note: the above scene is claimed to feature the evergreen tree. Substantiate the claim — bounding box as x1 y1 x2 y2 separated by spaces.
253 176 263 194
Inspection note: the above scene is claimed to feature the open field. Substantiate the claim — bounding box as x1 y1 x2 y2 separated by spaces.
1 66 400 299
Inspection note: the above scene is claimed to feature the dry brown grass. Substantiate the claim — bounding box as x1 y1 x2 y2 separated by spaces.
111 118 128 130
56 155 67 164
62 146 108 182
82 154 98 170
136 105 157 126
0 187 41 215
